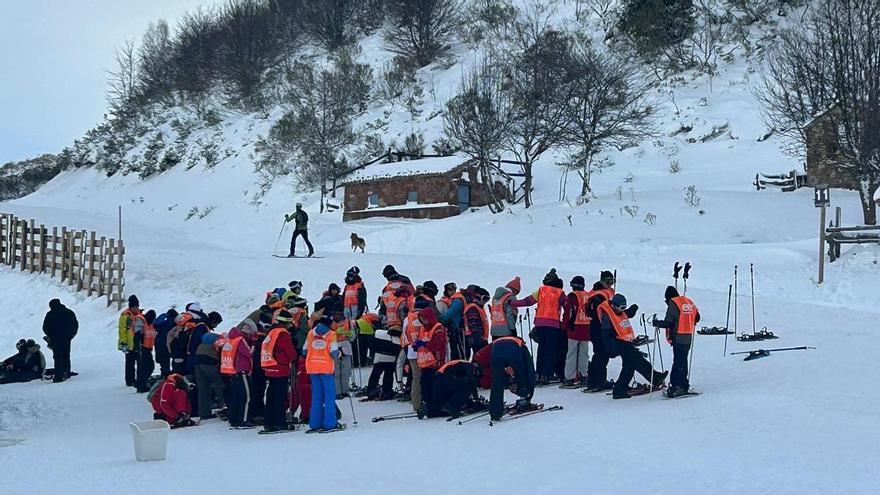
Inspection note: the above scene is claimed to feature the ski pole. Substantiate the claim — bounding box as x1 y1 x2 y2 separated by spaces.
348 393 358 426
643 314 655 401
750 263 757 336
733 265 738 338
723 284 732 357
458 410 491 425
525 308 534 357
273 218 286 253
683 262 691 295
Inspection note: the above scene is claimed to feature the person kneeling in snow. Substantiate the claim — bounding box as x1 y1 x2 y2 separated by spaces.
599 294 667 399
488 336 537 421
0 339 46 384
151 374 195 428
305 319 343 433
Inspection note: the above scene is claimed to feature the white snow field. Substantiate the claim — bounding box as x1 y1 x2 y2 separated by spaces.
3 4 880 494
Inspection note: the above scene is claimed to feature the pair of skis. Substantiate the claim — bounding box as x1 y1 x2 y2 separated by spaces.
673 262 692 294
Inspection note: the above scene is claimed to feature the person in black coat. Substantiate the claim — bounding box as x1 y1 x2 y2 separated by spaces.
42 299 78 382
152 308 179 377
1 339 46 384
424 360 482 419
489 337 536 421
314 284 344 317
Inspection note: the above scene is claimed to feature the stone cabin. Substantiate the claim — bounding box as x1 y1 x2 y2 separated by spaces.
341 155 500 222
804 106 860 189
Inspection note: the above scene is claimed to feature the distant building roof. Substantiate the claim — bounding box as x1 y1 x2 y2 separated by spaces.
343 155 472 184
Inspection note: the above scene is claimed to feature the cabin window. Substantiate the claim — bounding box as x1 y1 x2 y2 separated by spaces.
368 193 379 208
407 191 418 203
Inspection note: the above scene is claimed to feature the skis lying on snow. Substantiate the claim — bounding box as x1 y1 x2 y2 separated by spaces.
698 326 734 335
731 346 815 361
489 404 563 426
736 327 779 342
581 380 615 393
664 390 701 399
272 254 325 259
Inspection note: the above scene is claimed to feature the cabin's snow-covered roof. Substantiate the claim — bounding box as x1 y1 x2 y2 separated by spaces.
343 155 472 183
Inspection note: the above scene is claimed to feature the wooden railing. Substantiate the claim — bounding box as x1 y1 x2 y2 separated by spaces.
0 213 125 309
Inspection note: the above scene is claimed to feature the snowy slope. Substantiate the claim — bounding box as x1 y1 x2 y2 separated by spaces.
2 2 880 494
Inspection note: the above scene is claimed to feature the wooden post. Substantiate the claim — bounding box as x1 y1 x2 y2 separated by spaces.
38 224 46 273
86 231 96 296
97 236 106 297
51 227 58 278
0 213 5 265
834 207 842 260
60 227 67 282
28 219 36 273
106 239 115 307
68 230 76 287
20 220 26 272
818 204 827 285
117 239 125 310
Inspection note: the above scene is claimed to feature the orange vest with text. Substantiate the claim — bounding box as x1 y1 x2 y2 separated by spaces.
490 293 514 326
464 302 489 340
260 327 287 368
573 290 592 326
403 312 423 347
598 301 635 342
384 294 406 328
344 282 362 307
220 336 243 375
305 330 336 374
416 323 443 369
671 296 697 335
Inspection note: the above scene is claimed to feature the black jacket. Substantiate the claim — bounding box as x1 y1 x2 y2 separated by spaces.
42 303 79 344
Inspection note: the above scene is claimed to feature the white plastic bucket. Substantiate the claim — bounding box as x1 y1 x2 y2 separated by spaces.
130 420 170 461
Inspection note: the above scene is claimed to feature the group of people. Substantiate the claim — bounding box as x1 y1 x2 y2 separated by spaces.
126 262 700 434
1 298 79 385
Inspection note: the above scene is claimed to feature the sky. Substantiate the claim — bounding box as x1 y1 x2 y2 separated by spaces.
0 0 220 165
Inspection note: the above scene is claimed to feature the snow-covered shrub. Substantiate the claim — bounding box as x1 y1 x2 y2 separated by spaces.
669 159 681 173
684 184 701 207
384 0 460 67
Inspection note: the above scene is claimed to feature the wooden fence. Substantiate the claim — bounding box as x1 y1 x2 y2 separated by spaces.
754 169 808 192
0 213 125 309
824 207 880 262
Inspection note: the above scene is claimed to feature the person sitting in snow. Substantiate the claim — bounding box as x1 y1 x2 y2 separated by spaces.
0 339 46 384
151 373 195 428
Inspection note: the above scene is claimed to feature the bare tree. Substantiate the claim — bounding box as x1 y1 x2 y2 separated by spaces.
384 0 460 67
563 39 656 200
107 39 140 120
171 8 219 100
138 20 174 103
503 21 574 207
297 0 360 50
756 0 880 224
443 59 511 211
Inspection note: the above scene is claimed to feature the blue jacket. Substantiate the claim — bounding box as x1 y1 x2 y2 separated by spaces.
442 298 464 332
153 313 176 356
186 323 210 373
490 339 536 399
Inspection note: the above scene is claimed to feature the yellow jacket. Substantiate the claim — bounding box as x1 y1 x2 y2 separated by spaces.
118 309 137 351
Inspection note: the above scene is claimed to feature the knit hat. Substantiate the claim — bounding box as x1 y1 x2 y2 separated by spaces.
289 296 308 309
328 283 341 293
202 333 220 345
239 318 258 335
592 282 604 291
505 277 522 294
443 282 457 294
16 339 26 351
288 280 303 291
348 266 360 275
422 280 438 298
665 286 679 301
128 295 140 308
600 271 615 285
208 311 223 328
49 299 62 310
414 298 432 310
383 264 397 278
543 268 560 285
186 302 203 314
145 309 157 325
570 276 585 290
166 308 179 319
275 310 293 323
611 294 627 309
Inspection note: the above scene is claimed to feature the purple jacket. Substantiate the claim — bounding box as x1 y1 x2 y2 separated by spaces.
228 328 253 374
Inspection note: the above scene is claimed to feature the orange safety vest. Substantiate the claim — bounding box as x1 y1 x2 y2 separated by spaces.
416 323 444 369
573 290 592 326
174 312 196 329
403 312 422 347
464 302 489 340
536 286 564 321
132 313 156 349
305 330 335 374
220 336 244 375
344 282 362 307
384 294 406 328
595 288 615 302
438 359 468 374
598 301 634 342
260 327 287 368
490 293 514 326
671 296 698 335
332 321 352 342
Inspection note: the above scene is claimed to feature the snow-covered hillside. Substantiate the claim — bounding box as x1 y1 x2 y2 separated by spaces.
2 2 879 494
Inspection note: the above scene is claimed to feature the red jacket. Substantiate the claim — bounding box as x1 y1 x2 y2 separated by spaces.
472 345 492 390
418 308 448 369
263 326 297 378
227 328 253 374
562 293 590 341
151 377 191 421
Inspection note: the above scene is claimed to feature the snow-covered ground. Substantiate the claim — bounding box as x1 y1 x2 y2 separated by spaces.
3 3 880 493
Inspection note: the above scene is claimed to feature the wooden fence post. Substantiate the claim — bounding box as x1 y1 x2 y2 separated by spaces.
97 236 106 297
51 227 58 278
117 239 125 310
86 231 96 296
28 219 36 273
67 230 76 287
38 224 46 273
106 239 115 307
20 220 27 272
60 227 67 282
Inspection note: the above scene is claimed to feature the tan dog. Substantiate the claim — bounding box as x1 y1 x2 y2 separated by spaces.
350 233 366 253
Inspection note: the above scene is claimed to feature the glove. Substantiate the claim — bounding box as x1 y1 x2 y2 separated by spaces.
284 214 292 222
118 343 129 352
651 316 661 327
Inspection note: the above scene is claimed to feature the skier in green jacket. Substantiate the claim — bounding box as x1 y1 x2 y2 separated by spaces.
285 203 315 257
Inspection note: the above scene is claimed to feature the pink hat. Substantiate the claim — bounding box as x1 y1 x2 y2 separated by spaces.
505 277 521 294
